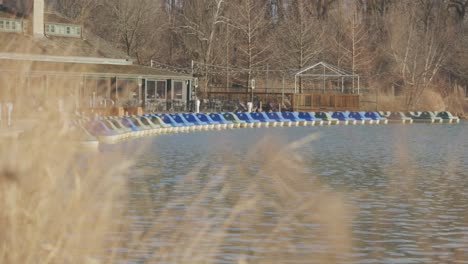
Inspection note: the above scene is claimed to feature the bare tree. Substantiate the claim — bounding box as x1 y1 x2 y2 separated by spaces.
227 0 271 91
64 0 467 111
388 1 450 109
275 0 325 93
52 0 97 23
332 5 375 92
177 0 226 93
90 0 166 63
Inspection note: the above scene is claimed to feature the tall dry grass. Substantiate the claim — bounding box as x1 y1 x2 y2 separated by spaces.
0 116 131 263
1 111 356 263
362 88 467 113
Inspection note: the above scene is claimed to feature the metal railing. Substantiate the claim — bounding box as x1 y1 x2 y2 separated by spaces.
200 91 295 112
76 92 361 115
144 99 188 113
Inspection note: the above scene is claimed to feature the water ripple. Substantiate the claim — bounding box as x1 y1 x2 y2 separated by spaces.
108 123 468 263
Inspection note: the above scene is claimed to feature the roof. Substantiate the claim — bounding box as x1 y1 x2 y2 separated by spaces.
0 6 125 59
0 7 190 80
0 59 191 79
293 62 358 77
0 31 129 59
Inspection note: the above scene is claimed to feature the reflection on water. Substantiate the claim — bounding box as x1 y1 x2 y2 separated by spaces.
105 123 468 263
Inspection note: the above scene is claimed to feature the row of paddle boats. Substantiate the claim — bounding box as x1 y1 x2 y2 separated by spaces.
83 111 460 144
380 111 460 124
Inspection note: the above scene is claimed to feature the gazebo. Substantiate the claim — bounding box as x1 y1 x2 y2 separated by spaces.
293 62 360 94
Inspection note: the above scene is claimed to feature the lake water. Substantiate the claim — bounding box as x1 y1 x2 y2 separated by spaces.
104 122 467 263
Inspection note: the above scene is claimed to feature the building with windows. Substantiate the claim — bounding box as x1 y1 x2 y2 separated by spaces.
0 0 192 115
44 13 82 37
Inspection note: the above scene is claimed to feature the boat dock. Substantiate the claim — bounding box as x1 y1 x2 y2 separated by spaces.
81 111 463 145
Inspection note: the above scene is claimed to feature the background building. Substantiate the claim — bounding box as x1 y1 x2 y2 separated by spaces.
0 0 192 116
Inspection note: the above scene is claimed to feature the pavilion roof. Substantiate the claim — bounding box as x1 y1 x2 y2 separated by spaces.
293 62 358 78
0 59 191 79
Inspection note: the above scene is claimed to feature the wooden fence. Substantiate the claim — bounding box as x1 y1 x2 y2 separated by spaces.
293 93 360 111
205 92 360 111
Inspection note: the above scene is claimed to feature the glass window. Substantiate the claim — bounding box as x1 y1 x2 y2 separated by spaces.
83 77 111 104
0 20 23 32
173 81 183 100
116 79 139 105
127 80 139 100
146 81 156 100
45 24 80 37
84 78 97 100
166 81 172 100
156 81 166 100
96 79 109 99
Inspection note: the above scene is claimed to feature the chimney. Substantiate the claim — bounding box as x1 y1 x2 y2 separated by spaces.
33 0 44 37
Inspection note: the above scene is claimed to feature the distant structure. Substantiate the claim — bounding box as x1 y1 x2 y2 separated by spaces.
291 62 361 112
293 62 360 94
0 0 192 115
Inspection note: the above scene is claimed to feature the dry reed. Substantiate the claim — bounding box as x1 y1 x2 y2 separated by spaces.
0 119 129 263
1 115 357 264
